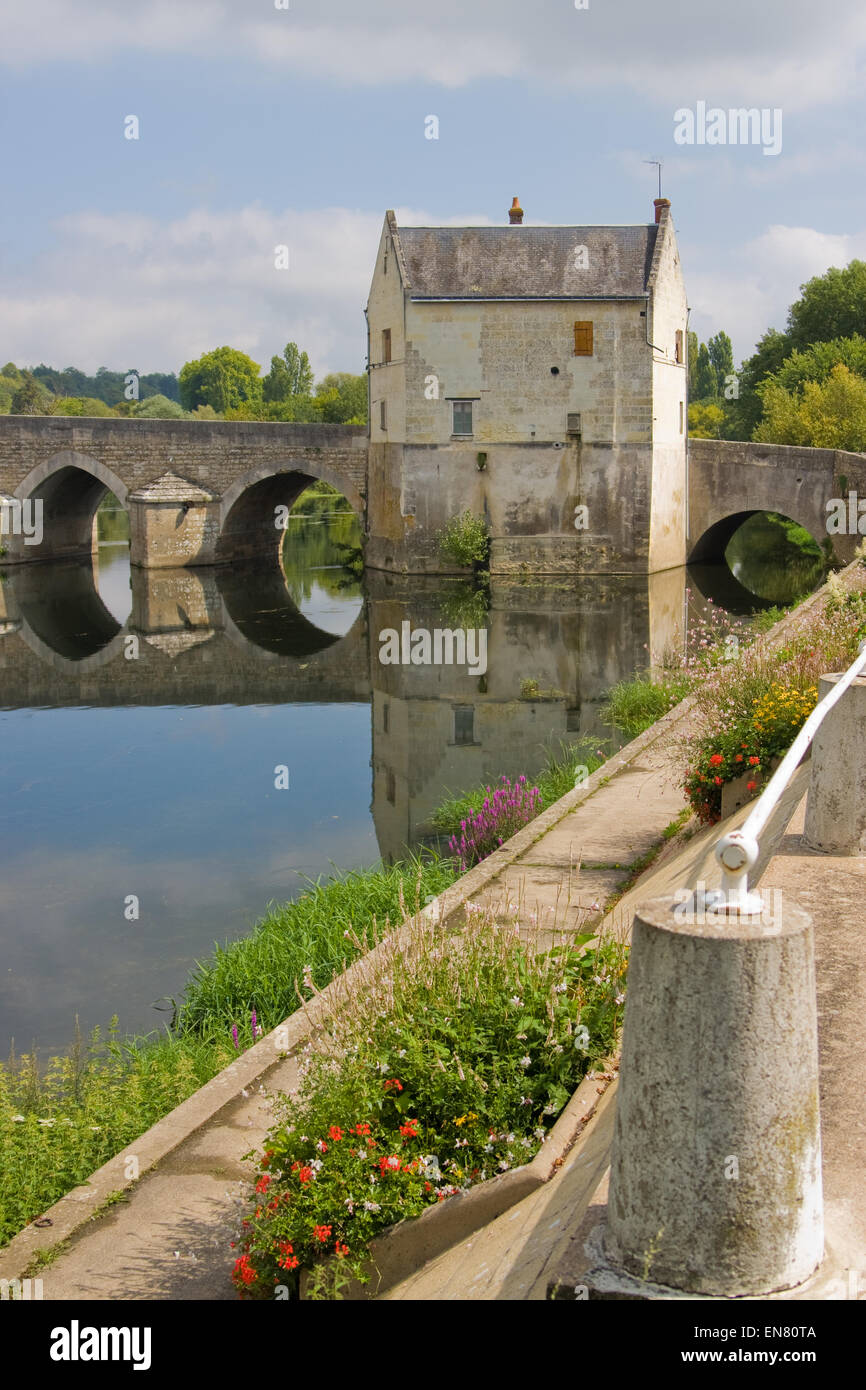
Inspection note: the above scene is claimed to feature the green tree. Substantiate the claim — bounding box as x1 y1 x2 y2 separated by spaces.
54 396 115 416
787 260 866 351
687 330 699 398
688 401 726 438
262 342 314 403
695 343 717 400
707 331 734 396
10 372 51 415
179 346 262 413
314 372 368 424
134 394 187 419
768 335 866 396
754 363 866 450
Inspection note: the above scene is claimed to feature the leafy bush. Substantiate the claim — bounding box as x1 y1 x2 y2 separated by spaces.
436 511 490 569
231 903 627 1298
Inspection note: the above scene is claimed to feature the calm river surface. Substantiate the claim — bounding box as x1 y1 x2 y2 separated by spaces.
0 507 817 1053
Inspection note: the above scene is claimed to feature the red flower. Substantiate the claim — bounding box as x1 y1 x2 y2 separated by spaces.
328 1126 343 1142
278 1241 299 1271
746 780 757 792
312 1224 332 1243
261 1150 274 1169
709 753 724 766
399 1120 419 1137
297 1166 313 1184
232 1254 258 1287
748 756 760 765
335 1241 349 1259
255 1174 271 1195
379 1155 402 1175
734 754 743 763
713 776 722 785
353 1123 371 1136
383 1079 403 1092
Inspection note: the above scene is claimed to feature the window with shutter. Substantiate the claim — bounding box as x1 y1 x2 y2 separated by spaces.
573 321 593 356
382 328 391 363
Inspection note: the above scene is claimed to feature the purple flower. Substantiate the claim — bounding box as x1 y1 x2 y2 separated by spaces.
231 1024 239 1050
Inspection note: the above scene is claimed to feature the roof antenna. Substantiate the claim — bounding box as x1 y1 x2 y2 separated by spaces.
643 159 663 198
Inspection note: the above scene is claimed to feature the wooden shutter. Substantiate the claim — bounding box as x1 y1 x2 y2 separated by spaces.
382 328 391 363
573 321 593 356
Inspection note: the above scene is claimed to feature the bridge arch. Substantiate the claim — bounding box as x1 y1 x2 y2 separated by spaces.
14 450 129 563
217 458 363 566
688 507 823 565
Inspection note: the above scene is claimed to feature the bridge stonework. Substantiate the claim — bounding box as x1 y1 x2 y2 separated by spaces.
3 415 866 573
0 416 368 567
688 438 866 566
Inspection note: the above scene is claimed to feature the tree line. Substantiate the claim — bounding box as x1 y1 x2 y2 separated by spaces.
0 343 368 426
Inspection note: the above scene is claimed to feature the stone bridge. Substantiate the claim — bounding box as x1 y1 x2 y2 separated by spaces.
687 438 866 566
0 416 367 567
3 415 866 574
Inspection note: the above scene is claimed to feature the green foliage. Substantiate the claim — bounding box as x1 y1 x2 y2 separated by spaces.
177 855 458 1038
179 346 263 413
29 364 179 406
688 401 726 438
0 1021 235 1246
601 675 690 738
133 393 187 419
754 363 866 450
232 905 627 1298
695 342 717 400
313 373 368 425
263 343 314 404
436 511 490 569
429 737 608 836
52 396 116 417
9 371 52 415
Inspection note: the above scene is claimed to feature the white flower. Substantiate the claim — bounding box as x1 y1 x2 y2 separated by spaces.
521 1138 533 1149
10 1115 25 1123
357 1149 367 1160
506 1132 515 1143
510 996 522 1007
310 1158 323 1171
520 1055 531 1068
516 1033 527 1041
386 1156 400 1169
497 1159 510 1171
521 1096 532 1106
554 982 568 994
38 1119 56 1127
483 1143 493 1153
534 1127 546 1140
574 1025 591 1052
369 1173 378 1184
615 992 625 1005
363 1200 381 1212
316 1139 327 1152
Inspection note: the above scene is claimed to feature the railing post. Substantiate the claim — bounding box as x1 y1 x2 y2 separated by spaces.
804 671 866 854
604 893 823 1296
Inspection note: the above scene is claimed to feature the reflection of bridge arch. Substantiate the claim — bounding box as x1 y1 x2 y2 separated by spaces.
10 561 128 666
216 562 364 659
15 451 129 564
217 460 364 566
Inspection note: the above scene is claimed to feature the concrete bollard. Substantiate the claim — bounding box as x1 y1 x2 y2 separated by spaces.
604 894 823 1297
804 673 866 855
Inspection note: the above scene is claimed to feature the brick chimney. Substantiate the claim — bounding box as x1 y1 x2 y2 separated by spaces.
653 197 671 224
508 196 524 225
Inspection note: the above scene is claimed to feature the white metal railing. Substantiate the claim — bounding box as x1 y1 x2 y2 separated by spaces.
706 639 866 915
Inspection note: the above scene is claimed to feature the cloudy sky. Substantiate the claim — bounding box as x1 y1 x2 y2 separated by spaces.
1 0 865 378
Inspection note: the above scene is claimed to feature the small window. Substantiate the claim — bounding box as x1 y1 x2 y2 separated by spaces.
573 321 593 356
454 705 475 745
383 701 389 734
386 769 396 804
382 328 391 363
675 330 683 364
452 400 473 436
380 399 387 431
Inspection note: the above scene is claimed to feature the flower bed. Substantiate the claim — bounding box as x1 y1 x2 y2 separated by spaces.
681 573 866 825
230 901 627 1299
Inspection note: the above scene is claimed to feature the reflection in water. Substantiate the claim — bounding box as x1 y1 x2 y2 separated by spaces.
726 512 825 605
0 510 803 1052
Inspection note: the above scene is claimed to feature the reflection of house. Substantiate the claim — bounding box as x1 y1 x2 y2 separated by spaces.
367 572 683 864
366 197 688 576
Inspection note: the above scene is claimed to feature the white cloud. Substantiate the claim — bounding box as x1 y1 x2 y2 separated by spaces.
0 203 492 376
687 224 866 362
2 0 865 113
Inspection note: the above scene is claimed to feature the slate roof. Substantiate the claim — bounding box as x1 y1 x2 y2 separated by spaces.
394 225 658 300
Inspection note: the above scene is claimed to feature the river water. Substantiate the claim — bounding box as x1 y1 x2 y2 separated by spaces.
0 506 818 1053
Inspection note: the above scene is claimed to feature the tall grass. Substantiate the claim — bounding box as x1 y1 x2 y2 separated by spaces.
430 737 608 837
177 854 457 1037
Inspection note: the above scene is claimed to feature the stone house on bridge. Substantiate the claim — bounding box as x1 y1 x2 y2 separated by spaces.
365 197 689 575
